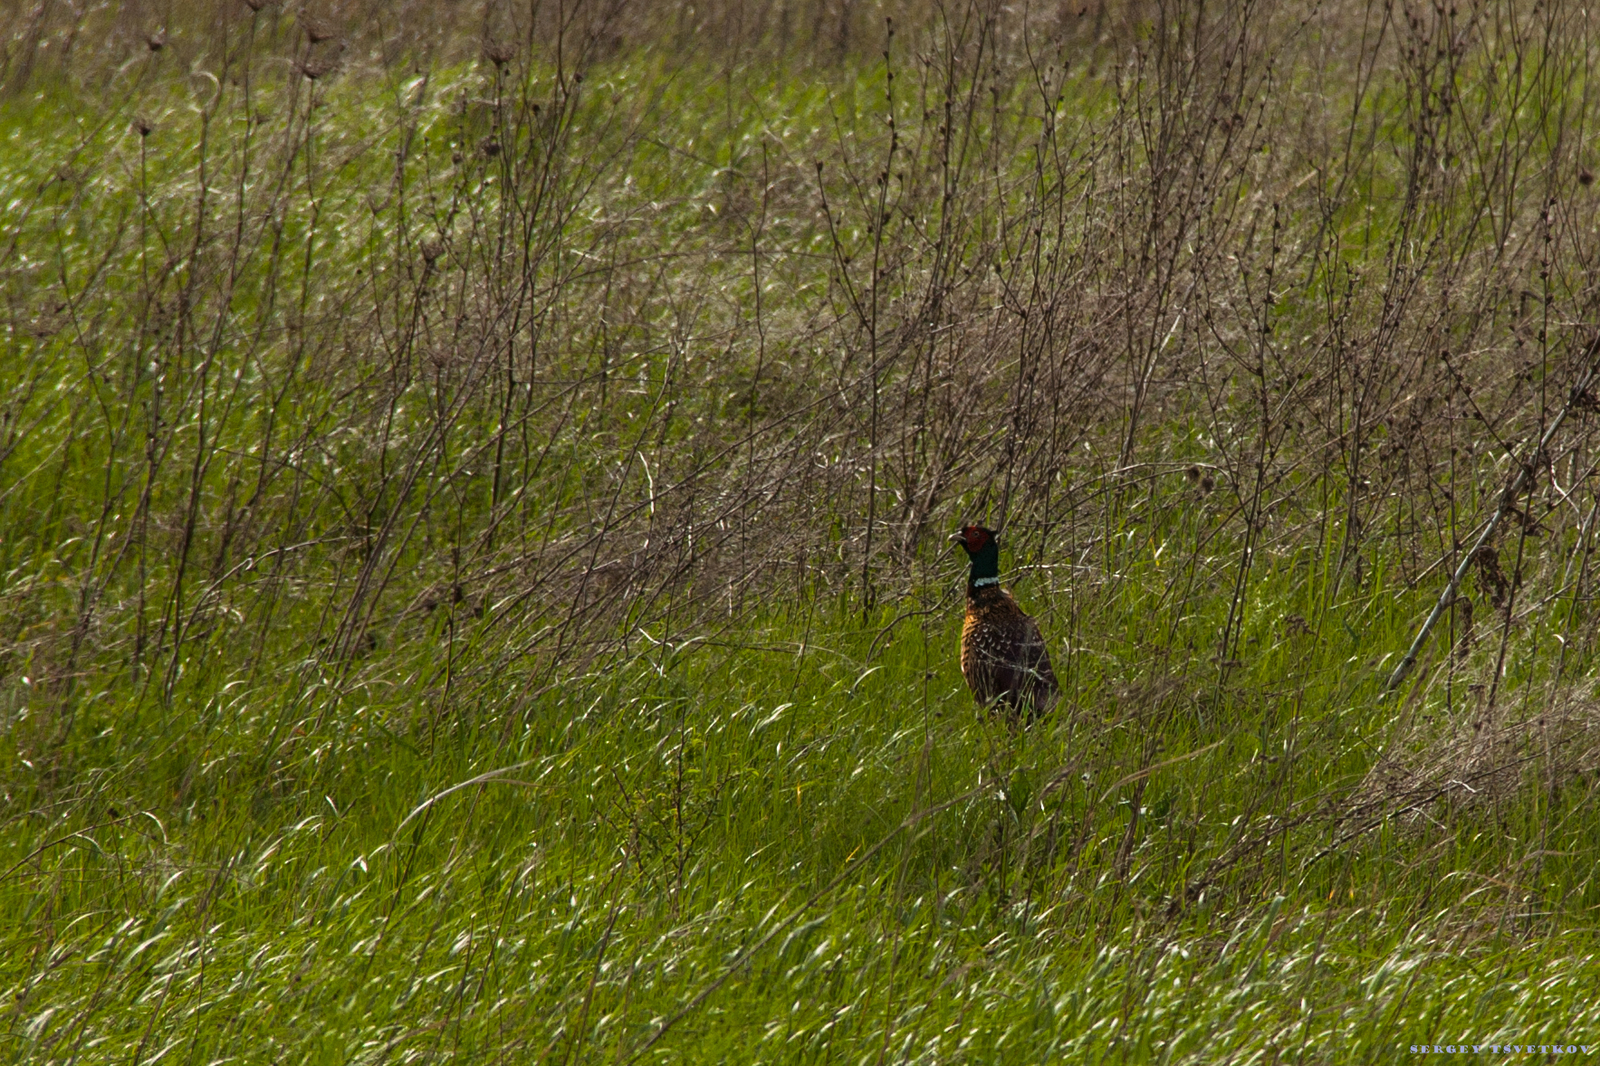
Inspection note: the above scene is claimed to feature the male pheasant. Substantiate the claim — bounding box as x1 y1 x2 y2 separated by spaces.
950 525 1058 719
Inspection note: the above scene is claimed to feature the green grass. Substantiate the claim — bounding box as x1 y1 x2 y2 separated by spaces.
7 602 1600 1062
5 4 1600 1061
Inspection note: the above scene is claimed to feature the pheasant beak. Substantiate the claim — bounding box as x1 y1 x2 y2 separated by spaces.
948 530 968 547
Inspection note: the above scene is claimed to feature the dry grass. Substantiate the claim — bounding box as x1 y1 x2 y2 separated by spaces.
1357 681 1600 831
7 0 1600 706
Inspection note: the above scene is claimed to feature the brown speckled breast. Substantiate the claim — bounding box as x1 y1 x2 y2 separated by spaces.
961 584 1058 719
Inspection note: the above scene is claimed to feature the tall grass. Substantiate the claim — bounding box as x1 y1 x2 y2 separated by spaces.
4 0 1600 1060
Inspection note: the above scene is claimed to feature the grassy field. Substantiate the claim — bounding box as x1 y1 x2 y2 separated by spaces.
4 0 1600 1061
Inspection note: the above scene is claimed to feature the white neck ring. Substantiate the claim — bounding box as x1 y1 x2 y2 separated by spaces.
971 576 1000 588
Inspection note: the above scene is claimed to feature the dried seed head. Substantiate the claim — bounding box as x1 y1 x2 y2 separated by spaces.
1186 465 1200 483
484 42 515 66
146 31 166 52
303 18 336 43
135 117 154 136
421 239 444 262
1581 168 1595 187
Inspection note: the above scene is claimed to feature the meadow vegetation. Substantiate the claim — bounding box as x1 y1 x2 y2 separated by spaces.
4 0 1600 1060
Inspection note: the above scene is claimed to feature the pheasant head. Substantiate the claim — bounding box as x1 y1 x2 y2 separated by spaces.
949 525 1001 588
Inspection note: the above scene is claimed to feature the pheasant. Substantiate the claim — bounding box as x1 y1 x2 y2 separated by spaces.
950 525 1058 719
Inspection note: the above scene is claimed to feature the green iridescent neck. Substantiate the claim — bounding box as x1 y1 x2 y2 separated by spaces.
966 540 1000 586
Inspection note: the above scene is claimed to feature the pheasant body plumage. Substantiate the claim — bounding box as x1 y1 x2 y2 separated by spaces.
951 526 1058 719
